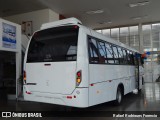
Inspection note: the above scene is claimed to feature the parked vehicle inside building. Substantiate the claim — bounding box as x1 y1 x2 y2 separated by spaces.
23 18 144 108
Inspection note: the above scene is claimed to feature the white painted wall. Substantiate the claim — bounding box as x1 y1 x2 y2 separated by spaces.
49 9 59 22
21 35 29 51
4 9 59 33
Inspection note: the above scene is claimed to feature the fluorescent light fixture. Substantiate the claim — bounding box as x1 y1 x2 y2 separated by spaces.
132 15 148 20
98 21 112 24
143 15 148 18
132 17 142 20
86 9 104 14
129 1 149 7
106 21 112 24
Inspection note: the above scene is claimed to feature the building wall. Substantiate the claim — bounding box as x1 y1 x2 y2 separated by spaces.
3 9 59 49
4 9 59 33
48 9 59 22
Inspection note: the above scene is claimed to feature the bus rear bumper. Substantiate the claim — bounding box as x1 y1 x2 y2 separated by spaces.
23 87 89 108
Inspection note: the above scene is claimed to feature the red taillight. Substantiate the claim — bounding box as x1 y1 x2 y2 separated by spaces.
77 72 81 77
74 25 78 29
23 71 26 84
76 71 82 86
67 96 72 99
26 91 32 94
90 84 94 86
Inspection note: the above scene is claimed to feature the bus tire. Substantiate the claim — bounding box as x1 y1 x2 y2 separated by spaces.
142 77 144 85
114 87 123 105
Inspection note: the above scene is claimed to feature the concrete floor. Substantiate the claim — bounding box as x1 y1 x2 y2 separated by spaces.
0 83 160 120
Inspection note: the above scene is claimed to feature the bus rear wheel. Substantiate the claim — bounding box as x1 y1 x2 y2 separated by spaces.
114 87 123 105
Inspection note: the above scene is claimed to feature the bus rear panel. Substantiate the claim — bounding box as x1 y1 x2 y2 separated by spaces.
23 25 89 108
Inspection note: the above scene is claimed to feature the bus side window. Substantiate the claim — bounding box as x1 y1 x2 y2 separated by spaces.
122 49 128 64
117 47 124 64
130 51 134 65
88 38 99 63
134 53 138 66
105 43 114 64
127 50 131 65
112 46 119 64
97 41 107 63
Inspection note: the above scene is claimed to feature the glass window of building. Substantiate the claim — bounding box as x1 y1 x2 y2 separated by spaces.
129 26 139 51
96 22 160 53
96 30 102 33
142 24 152 50
120 27 129 45
111 28 119 41
102 29 110 37
152 23 160 50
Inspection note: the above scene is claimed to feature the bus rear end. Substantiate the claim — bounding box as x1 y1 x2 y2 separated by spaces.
23 25 89 108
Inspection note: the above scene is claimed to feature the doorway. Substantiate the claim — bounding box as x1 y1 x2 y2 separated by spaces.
0 51 16 100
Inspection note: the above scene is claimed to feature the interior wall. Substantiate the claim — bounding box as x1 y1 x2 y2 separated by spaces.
3 9 59 33
3 9 59 50
48 9 59 22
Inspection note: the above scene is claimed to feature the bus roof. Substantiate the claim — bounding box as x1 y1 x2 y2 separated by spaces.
41 17 82 30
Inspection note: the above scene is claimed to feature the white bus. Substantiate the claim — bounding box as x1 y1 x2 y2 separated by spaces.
23 18 144 108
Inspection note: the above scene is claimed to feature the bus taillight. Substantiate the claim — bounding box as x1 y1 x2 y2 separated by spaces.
23 71 26 84
76 70 81 86
74 25 78 29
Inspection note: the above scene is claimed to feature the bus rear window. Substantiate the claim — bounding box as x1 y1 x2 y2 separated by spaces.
27 26 79 63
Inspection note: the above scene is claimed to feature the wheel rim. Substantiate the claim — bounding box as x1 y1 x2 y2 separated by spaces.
117 90 122 103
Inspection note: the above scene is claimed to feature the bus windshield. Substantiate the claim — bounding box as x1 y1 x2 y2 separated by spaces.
27 26 79 63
